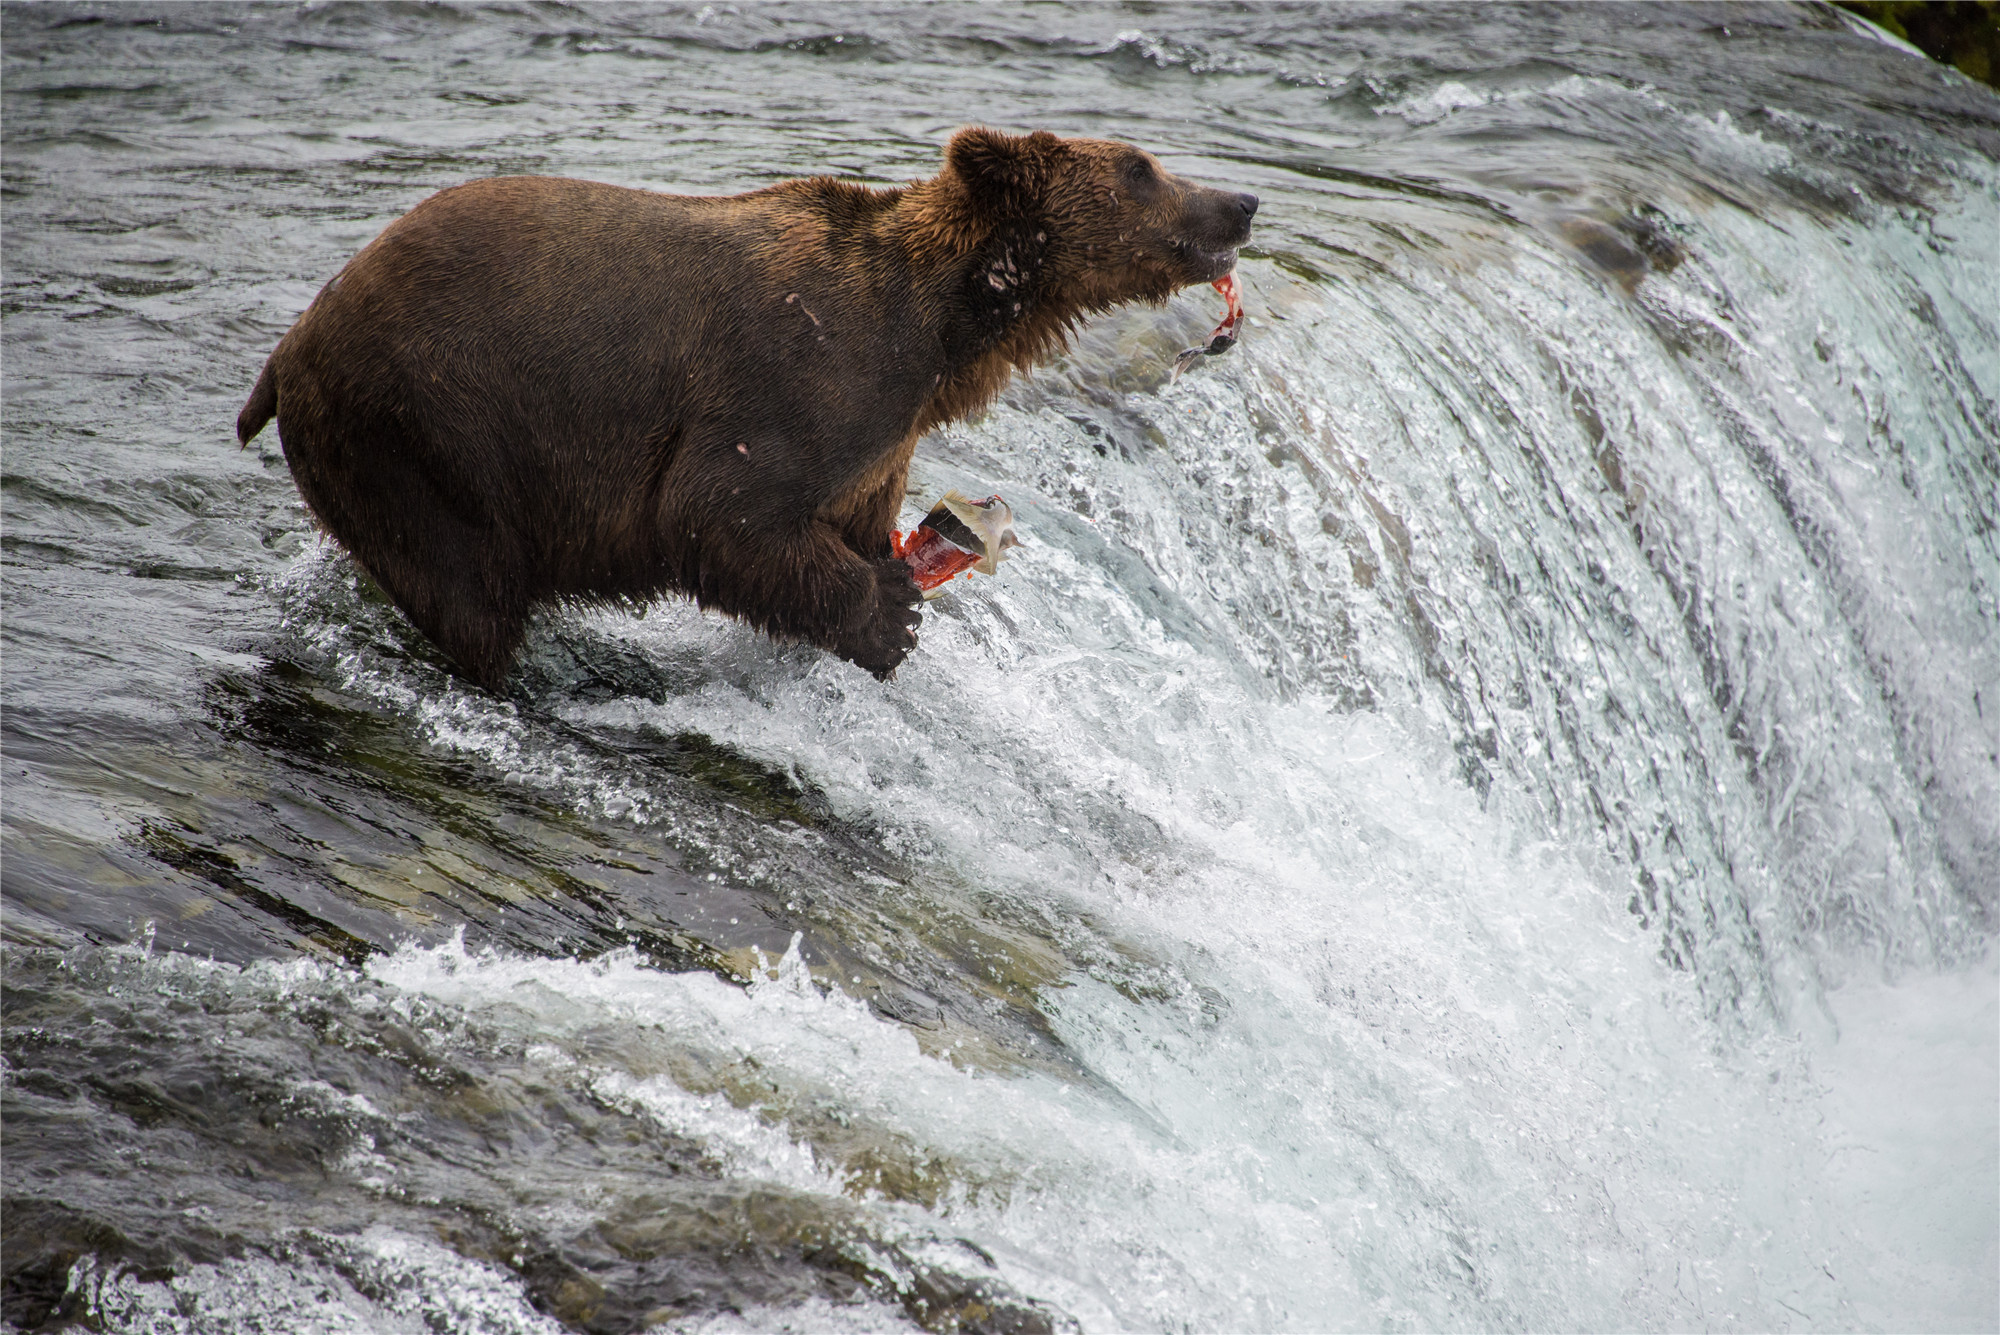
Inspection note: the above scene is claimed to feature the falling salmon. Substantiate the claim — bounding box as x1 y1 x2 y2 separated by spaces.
892 491 1021 598
1171 270 1245 381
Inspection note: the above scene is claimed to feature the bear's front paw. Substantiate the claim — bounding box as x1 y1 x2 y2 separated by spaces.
836 558 924 680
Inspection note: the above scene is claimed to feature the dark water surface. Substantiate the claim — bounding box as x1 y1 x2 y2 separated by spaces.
5 4 1997 1331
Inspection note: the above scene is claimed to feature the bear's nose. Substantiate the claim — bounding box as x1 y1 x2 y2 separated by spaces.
1235 193 1259 221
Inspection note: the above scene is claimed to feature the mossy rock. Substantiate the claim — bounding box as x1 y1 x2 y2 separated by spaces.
1838 0 2000 87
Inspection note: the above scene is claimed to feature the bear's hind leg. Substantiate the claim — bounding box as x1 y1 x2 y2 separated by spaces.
344 526 530 694
421 581 529 693
275 374 536 692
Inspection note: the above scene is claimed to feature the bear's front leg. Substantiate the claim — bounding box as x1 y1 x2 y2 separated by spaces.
830 553 925 679
674 509 922 679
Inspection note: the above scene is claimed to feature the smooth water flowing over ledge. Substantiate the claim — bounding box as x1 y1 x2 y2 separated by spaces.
4 4 1996 1331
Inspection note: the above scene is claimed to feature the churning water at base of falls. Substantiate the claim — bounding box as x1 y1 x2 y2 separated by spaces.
3 4 1997 1332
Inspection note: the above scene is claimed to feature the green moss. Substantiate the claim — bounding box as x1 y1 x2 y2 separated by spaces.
1838 1 2000 87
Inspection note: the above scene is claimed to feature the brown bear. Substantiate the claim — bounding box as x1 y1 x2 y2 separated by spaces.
237 128 1256 689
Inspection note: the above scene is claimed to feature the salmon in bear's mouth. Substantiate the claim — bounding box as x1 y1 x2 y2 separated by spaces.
1171 270 1245 380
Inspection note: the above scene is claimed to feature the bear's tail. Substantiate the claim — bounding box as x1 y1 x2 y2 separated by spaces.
237 361 277 446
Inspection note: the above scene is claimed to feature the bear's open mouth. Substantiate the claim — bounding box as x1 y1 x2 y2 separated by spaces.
1182 244 1239 284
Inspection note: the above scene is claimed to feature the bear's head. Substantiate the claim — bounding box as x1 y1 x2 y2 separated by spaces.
942 127 1258 315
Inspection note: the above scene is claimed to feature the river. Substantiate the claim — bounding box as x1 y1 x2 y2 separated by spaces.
4 3 1997 1331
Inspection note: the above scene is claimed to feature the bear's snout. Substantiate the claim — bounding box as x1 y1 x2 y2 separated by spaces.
1165 181 1255 283
1186 183 1255 247
1213 191 1257 243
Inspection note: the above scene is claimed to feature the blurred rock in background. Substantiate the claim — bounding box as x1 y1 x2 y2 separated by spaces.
1838 1 1999 87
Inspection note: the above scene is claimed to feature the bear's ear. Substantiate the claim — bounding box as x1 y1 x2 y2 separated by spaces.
945 127 1058 216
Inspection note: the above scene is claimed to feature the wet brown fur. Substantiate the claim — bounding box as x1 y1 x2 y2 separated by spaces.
237 128 1255 689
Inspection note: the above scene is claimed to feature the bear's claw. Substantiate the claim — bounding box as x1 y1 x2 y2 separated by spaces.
838 557 924 679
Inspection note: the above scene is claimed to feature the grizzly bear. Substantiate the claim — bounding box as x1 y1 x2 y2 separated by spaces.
237 128 1256 689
